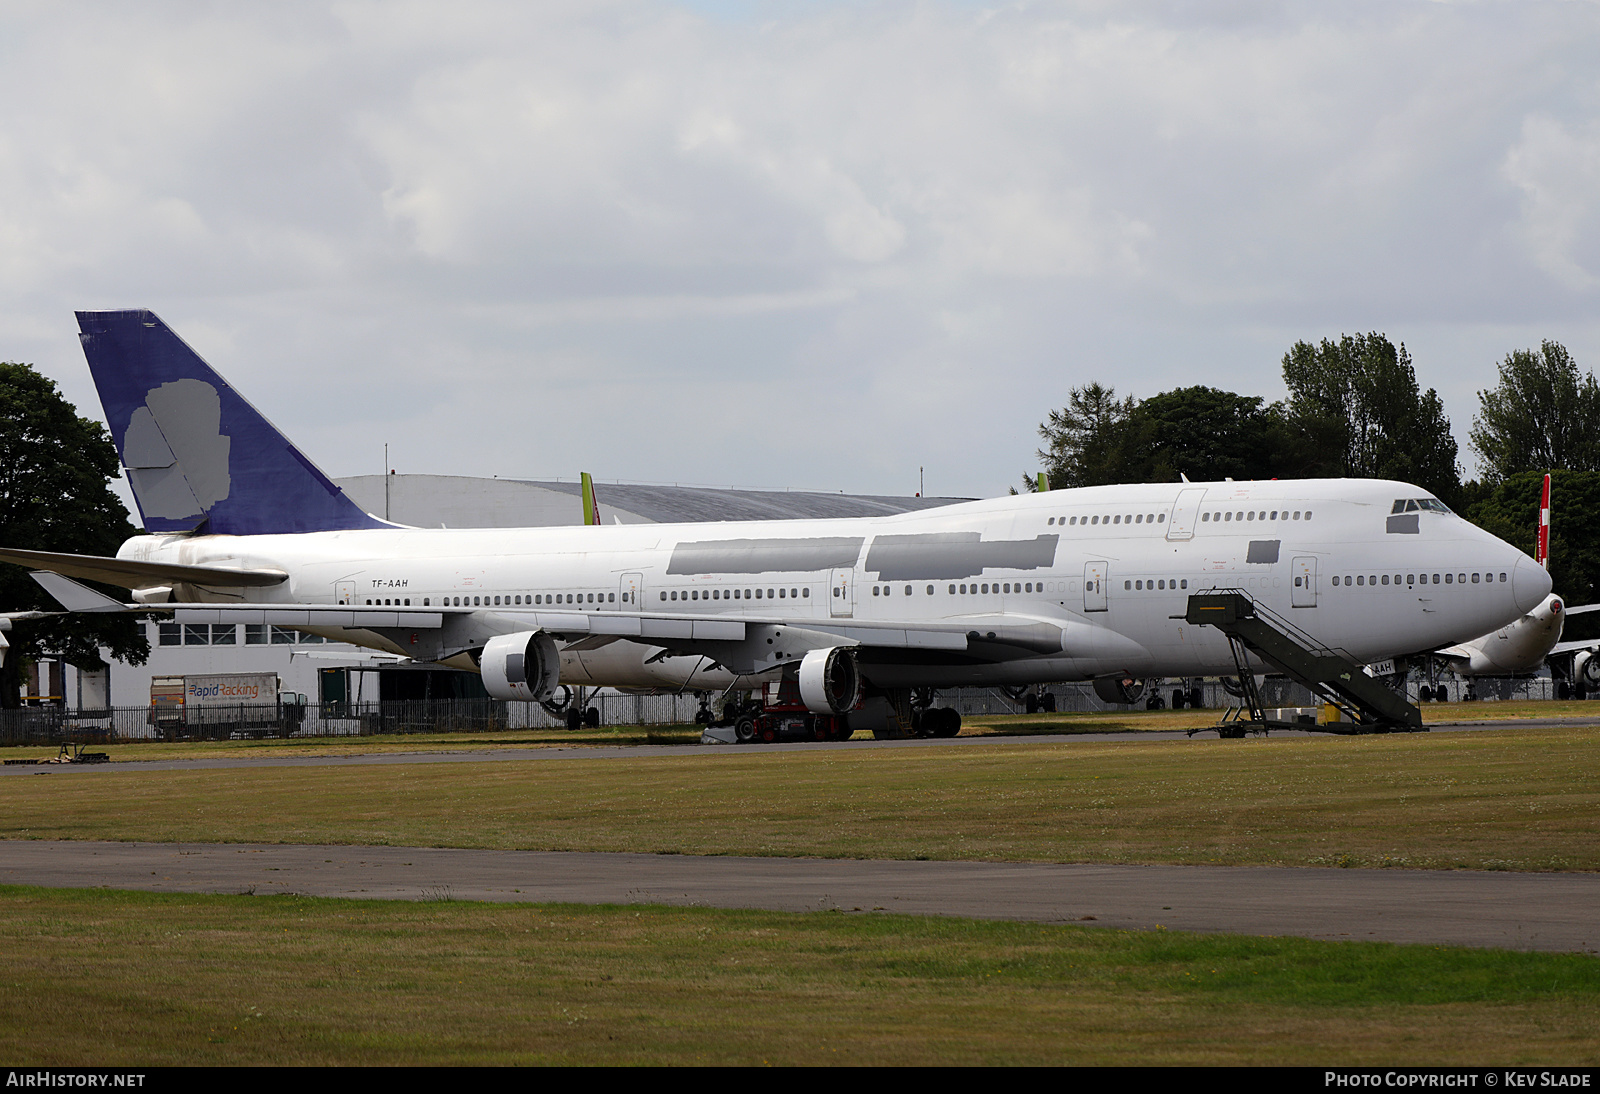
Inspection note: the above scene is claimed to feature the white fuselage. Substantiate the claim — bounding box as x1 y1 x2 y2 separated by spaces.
117 478 1550 690
1442 594 1565 676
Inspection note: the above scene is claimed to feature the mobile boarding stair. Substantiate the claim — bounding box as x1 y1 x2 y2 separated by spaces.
1183 591 1424 738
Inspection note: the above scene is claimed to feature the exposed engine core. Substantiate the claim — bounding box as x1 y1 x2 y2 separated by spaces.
1577 650 1600 689
479 631 562 701
797 646 861 715
1093 675 1148 706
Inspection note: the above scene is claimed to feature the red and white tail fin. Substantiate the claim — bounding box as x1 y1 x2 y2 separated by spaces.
1537 473 1551 570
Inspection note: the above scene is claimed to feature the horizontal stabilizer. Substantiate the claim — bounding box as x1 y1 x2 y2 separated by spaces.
0 546 287 589
30 572 129 613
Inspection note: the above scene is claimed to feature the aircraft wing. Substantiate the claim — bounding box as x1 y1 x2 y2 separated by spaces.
157 602 986 652
28 573 1102 659
0 547 288 589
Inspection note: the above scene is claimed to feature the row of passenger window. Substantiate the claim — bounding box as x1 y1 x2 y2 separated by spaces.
871 582 1047 596
660 587 809 601
1043 509 1316 528
1202 509 1310 523
367 589 809 608
366 594 619 607
1123 579 1191 591
1048 513 1166 527
1335 572 1506 588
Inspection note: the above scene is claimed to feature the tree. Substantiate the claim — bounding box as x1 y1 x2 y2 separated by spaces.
1119 386 1307 484
1463 470 1600 608
1031 383 1317 488
1034 382 1136 489
1469 341 1600 484
0 362 147 706
1281 333 1460 502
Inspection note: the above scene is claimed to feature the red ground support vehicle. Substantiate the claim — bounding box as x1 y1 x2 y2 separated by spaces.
732 678 854 743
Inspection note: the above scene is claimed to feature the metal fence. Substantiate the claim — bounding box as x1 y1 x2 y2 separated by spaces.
0 674 1567 746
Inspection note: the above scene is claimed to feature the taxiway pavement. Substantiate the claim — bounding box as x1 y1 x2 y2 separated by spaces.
2 840 1594 954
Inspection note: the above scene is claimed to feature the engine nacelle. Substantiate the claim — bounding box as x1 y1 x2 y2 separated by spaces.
1577 650 1600 689
1093 675 1147 706
479 631 562 701
797 646 861 715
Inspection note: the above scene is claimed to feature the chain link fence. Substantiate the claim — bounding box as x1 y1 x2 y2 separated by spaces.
0 673 1565 746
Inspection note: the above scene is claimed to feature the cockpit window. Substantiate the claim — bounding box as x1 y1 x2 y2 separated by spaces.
1393 497 1453 514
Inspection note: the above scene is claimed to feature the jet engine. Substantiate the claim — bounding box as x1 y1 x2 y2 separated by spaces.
1575 650 1600 690
479 631 562 702
1093 675 1147 706
797 646 861 715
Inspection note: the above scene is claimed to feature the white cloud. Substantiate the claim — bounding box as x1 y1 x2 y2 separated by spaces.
0 0 1597 496
1504 115 1600 291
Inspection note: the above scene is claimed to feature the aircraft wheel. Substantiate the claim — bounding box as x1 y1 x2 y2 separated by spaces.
1025 693 1039 714
931 707 961 738
584 706 600 728
1041 692 1056 713
734 717 757 743
565 709 582 731
1171 689 1186 709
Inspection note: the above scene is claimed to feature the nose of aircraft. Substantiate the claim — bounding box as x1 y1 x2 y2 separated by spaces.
1512 555 1553 614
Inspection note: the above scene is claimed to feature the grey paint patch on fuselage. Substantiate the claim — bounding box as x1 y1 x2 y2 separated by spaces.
865 533 1059 580
1246 540 1281 564
666 537 865 575
1387 514 1420 534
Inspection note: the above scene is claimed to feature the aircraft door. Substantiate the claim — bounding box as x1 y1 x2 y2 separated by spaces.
335 581 355 606
1292 556 1317 607
1166 488 1207 541
829 568 854 617
619 571 643 609
1084 561 1108 612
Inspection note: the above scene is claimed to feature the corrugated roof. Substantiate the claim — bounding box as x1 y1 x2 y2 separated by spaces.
336 474 969 528
525 479 967 523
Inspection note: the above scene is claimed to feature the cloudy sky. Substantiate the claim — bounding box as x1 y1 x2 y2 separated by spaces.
3 0 1598 507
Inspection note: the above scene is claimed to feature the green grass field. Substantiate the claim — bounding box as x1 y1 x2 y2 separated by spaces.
3 886 1597 1066
5 715 1598 1065
5 724 1597 870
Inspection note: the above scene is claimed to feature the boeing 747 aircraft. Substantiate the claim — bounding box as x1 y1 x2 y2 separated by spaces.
1 311 1553 735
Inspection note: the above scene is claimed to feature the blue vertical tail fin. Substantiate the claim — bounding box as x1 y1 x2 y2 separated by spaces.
76 309 386 535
